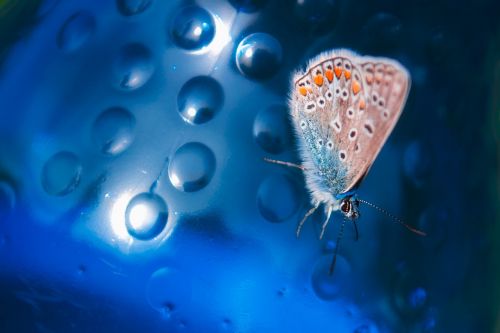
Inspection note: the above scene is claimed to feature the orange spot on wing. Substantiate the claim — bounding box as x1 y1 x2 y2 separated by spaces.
352 81 361 95
298 86 307 96
344 70 351 80
314 75 324 86
359 98 366 110
334 67 342 79
325 70 334 82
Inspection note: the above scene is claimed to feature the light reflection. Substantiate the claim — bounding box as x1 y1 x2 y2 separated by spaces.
191 14 232 56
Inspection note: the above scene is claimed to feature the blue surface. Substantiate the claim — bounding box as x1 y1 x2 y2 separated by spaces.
0 0 498 332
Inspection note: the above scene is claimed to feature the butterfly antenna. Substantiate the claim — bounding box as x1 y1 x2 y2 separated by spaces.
329 218 347 275
357 199 427 236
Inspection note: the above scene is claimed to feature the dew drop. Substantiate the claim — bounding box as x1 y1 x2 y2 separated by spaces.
168 142 216 192
116 0 152 16
177 76 224 125
170 5 215 50
257 174 300 223
92 107 136 155
235 33 282 80
125 192 168 240
112 43 155 90
311 254 350 300
57 11 95 52
41 151 82 196
253 104 292 154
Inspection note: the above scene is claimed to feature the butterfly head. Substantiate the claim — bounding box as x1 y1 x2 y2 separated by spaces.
340 197 360 220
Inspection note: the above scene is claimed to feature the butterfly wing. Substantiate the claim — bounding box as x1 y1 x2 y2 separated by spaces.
290 49 410 197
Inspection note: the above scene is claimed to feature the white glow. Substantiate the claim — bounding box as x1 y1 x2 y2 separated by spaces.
244 48 253 58
187 107 197 118
193 26 203 37
129 203 152 230
170 173 180 187
110 191 134 242
191 14 232 56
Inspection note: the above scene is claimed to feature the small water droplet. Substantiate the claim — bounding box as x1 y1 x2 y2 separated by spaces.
160 302 175 319
57 11 95 52
92 107 136 155
112 43 155 90
170 5 215 50
235 33 282 80
168 142 216 192
177 76 224 125
125 192 168 240
116 0 152 16
257 174 300 222
253 104 292 154
311 254 350 300
41 151 82 196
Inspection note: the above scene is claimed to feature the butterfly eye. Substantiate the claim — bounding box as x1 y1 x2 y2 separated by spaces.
340 200 350 213
326 140 333 150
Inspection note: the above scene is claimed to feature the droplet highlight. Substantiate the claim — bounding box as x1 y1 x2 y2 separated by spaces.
168 142 216 192
170 5 215 50
92 107 136 155
41 151 82 196
177 76 224 125
235 33 282 80
257 174 300 222
125 192 168 240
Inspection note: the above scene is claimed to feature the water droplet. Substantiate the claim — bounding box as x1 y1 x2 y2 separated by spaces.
147 267 191 312
168 142 216 192
116 0 152 16
403 141 432 188
257 174 300 223
0 181 16 221
392 269 428 317
125 192 168 240
235 33 282 80
160 302 175 319
229 0 267 12
221 318 232 330
57 12 95 52
112 43 155 90
253 104 292 154
170 5 215 50
41 151 82 196
92 107 136 155
311 254 350 300
177 76 224 125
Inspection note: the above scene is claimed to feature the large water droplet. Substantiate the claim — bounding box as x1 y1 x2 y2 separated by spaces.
235 33 282 80
41 151 82 196
125 192 168 240
311 254 350 300
92 107 136 155
116 0 152 16
170 5 215 50
257 174 300 222
177 76 224 125
57 11 96 52
253 104 292 154
229 0 267 12
168 142 216 192
112 43 155 90
0 181 16 221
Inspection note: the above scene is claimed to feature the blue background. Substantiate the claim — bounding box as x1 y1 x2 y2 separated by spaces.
0 0 499 332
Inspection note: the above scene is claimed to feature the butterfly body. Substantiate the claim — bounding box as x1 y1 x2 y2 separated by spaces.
289 49 410 222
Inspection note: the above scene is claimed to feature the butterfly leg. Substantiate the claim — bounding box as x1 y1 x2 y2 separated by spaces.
329 218 347 275
263 157 305 171
296 203 320 238
319 205 333 240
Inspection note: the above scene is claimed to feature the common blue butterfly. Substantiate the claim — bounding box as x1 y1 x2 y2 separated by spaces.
266 49 425 273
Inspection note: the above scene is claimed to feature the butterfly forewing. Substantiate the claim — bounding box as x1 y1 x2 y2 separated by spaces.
291 50 410 196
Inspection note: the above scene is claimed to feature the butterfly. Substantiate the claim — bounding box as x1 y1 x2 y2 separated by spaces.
265 49 425 273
